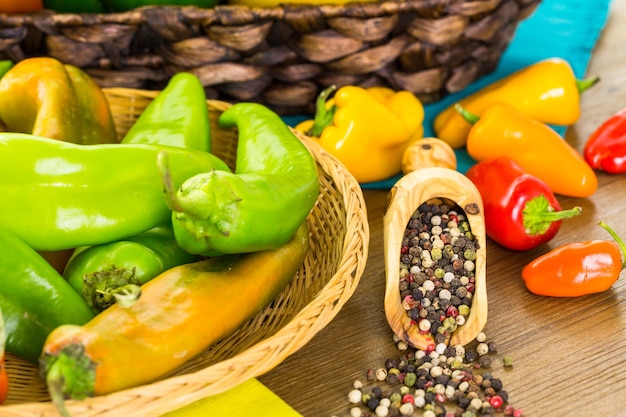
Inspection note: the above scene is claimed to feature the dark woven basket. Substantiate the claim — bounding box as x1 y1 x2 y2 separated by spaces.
0 0 540 114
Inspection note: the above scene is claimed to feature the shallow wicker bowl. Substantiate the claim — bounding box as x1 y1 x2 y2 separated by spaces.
0 0 541 114
0 90 370 417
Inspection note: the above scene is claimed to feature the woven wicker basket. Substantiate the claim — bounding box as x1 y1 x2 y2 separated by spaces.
0 0 540 114
0 90 370 417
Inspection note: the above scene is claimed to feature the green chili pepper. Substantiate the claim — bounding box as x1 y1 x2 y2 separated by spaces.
0 227 94 363
64 225 198 312
121 72 211 152
0 61 12 80
0 132 230 252
160 102 320 256
42 0 105 12
102 0 219 12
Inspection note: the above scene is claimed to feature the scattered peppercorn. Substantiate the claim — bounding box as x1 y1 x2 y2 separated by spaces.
341 332 522 417
503 356 514 368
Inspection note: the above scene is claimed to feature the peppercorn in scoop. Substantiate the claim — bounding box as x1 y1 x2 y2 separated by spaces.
384 167 487 351
399 199 479 347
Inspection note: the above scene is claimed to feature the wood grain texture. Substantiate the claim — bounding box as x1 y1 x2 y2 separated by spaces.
259 1 626 415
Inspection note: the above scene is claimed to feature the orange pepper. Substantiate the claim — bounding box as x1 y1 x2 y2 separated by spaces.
0 57 117 144
433 58 598 149
522 222 626 297
41 222 309 408
461 102 597 198
0 0 43 13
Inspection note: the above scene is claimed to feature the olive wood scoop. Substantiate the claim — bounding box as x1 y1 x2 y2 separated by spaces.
383 167 488 350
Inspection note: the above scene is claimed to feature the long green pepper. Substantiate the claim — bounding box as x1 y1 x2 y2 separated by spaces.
0 227 94 363
63 74 210 312
121 72 211 152
161 102 320 256
0 133 230 251
42 0 105 12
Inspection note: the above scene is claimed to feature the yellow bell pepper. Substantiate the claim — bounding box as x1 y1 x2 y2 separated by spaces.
0 57 117 144
433 57 599 149
295 85 424 183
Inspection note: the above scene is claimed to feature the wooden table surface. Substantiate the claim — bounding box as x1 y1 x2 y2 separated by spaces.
259 1 626 416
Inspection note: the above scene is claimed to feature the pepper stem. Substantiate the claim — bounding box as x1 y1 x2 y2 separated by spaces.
112 284 142 308
82 267 141 312
46 361 71 417
522 195 582 236
307 85 338 137
598 221 626 268
576 76 600 94
43 344 96 417
454 104 480 125
157 151 184 212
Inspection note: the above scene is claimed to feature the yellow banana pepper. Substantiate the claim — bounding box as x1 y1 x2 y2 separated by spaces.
295 85 424 184
0 57 117 144
433 57 599 149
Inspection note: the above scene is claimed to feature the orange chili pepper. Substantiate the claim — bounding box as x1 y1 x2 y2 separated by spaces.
460 102 598 198
433 57 598 149
522 221 626 297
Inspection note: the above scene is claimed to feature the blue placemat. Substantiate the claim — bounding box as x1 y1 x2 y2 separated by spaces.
284 0 612 189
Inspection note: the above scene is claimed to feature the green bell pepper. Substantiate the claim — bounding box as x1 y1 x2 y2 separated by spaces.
64 225 198 312
160 102 320 256
0 227 94 363
0 132 230 252
122 72 211 152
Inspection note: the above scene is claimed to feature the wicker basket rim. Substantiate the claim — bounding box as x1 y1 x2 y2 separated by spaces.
1 0 460 25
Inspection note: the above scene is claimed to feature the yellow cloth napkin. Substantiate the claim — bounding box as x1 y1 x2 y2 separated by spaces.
159 378 303 417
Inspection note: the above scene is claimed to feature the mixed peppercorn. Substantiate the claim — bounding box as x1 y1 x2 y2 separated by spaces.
398 200 478 346
334 198 521 416
338 332 521 417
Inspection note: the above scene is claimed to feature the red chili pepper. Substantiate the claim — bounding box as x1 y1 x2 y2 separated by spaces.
522 221 626 297
0 308 8 405
465 157 582 251
583 106 626 174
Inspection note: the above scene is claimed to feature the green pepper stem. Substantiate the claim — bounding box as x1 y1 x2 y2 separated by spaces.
307 85 338 137
157 151 184 212
598 221 626 268
576 76 600 94
82 267 140 312
112 284 142 308
46 361 71 417
522 195 582 236
454 104 480 125
44 345 96 415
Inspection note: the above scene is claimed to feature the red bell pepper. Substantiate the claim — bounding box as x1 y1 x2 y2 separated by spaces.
465 157 583 251
522 221 626 297
583 106 626 174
